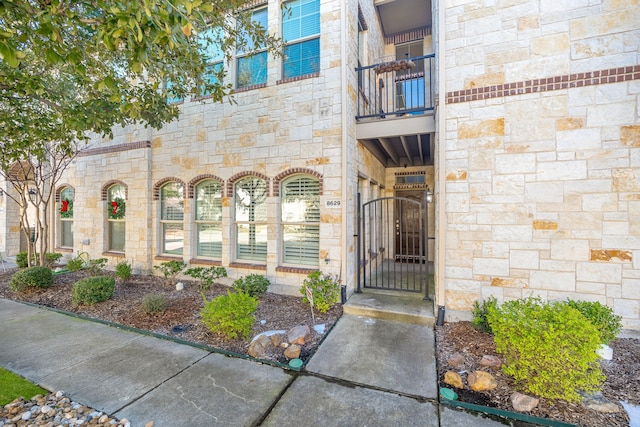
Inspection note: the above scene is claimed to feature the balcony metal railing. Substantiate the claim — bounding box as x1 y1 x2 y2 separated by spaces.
356 54 435 120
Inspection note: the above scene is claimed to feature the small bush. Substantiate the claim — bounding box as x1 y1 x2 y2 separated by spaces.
487 297 604 402
184 266 227 293
300 271 340 313
471 296 499 334
65 254 85 272
71 276 115 306
9 267 53 292
200 291 258 340
115 261 132 281
154 260 186 286
141 294 168 314
44 252 63 268
86 257 108 276
565 299 622 345
15 252 31 268
232 274 270 298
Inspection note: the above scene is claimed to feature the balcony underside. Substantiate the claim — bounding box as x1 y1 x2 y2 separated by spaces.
357 114 435 168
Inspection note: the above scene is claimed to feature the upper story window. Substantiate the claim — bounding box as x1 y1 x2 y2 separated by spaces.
281 175 320 266
282 0 320 79
195 179 223 258
235 177 268 263
160 182 184 255
237 7 269 88
107 184 126 252
59 187 74 248
199 27 225 96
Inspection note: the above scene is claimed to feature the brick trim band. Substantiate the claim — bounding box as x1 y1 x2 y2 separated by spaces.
446 65 640 104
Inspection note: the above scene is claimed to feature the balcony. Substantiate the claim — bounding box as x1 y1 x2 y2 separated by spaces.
355 54 436 167
356 54 435 120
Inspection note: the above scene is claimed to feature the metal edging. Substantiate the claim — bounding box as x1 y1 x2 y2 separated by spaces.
440 397 579 427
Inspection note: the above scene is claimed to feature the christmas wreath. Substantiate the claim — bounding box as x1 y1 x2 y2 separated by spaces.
108 197 126 219
60 199 73 218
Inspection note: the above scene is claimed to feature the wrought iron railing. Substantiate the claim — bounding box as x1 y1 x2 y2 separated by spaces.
355 54 435 120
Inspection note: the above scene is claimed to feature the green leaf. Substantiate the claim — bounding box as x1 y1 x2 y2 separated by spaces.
0 42 19 67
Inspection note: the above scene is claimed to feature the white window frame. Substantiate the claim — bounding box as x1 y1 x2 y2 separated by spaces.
107 184 126 253
234 177 268 263
280 175 320 267
160 182 184 256
195 179 223 259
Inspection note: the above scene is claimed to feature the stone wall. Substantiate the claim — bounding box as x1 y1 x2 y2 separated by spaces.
443 0 640 328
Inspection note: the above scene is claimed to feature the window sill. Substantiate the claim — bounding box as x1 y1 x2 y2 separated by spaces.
276 266 317 274
55 247 73 253
102 251 125 258
189 258 222 266
229 262 266 271
277 72 319 85
233 83 267 93
154 255 184 262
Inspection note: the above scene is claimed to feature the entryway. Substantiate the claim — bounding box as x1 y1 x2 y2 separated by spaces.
356 191 433 301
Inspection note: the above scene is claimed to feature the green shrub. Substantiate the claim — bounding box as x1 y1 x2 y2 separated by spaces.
200 291 258 340
184 266 227 293
44 252 63 268
71 276 115 306
66 257 84 271
232 274 269 298
86 257 107 276
154 260 186 286
9 267 53 292
141 294 168 314
565 299 622 345
115 261 132 281
15 252 31 268
471 296 499 334
300 271 340 313
487 297 604 402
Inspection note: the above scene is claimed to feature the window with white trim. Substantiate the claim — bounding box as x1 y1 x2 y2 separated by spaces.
107 184 126 252
281 175 319 266
235 177 268 262
237 7 268 88
282 0 320 79
59 187 74 248
160 182 184 255
195 179 222 258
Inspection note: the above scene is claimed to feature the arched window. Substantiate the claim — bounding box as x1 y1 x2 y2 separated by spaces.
107 184 126 252
59 187 74 248
235 177 267 262
195 179 222 258
281 175 320 266
160 182 184 255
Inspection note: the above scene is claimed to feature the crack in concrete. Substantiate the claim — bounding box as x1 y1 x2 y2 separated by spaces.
206 373 256 404
176 384 219 422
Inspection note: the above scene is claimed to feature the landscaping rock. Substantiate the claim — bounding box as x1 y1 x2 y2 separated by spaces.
479 355 502 370
287 325 311 345
444 371 464 389
284 344 302 360
447 352 465 367
270 333 285 347
581 392 621 413
248 334 273 358
510 392 539 412
467 371 497 391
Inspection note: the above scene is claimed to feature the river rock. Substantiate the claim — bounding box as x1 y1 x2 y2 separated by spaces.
287 325 311 345
510 392 539 412
447 352 465 367
467 371 497 391
479 355 502 370
248 334 273 358
444 371 464 389
270 333 285 347
284 344 302 359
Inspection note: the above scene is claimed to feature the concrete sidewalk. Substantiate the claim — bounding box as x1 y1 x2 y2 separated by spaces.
0 298 519 426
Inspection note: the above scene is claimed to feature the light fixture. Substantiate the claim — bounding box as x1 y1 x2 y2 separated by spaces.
426 188 433 203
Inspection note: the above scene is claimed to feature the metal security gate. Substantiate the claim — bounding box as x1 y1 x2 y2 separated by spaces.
356 193 430 299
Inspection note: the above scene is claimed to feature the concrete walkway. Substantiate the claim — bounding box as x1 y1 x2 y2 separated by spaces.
0 298 522 426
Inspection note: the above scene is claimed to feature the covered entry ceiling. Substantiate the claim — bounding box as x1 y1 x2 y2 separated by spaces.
375 0 432 37
359 133 433 167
